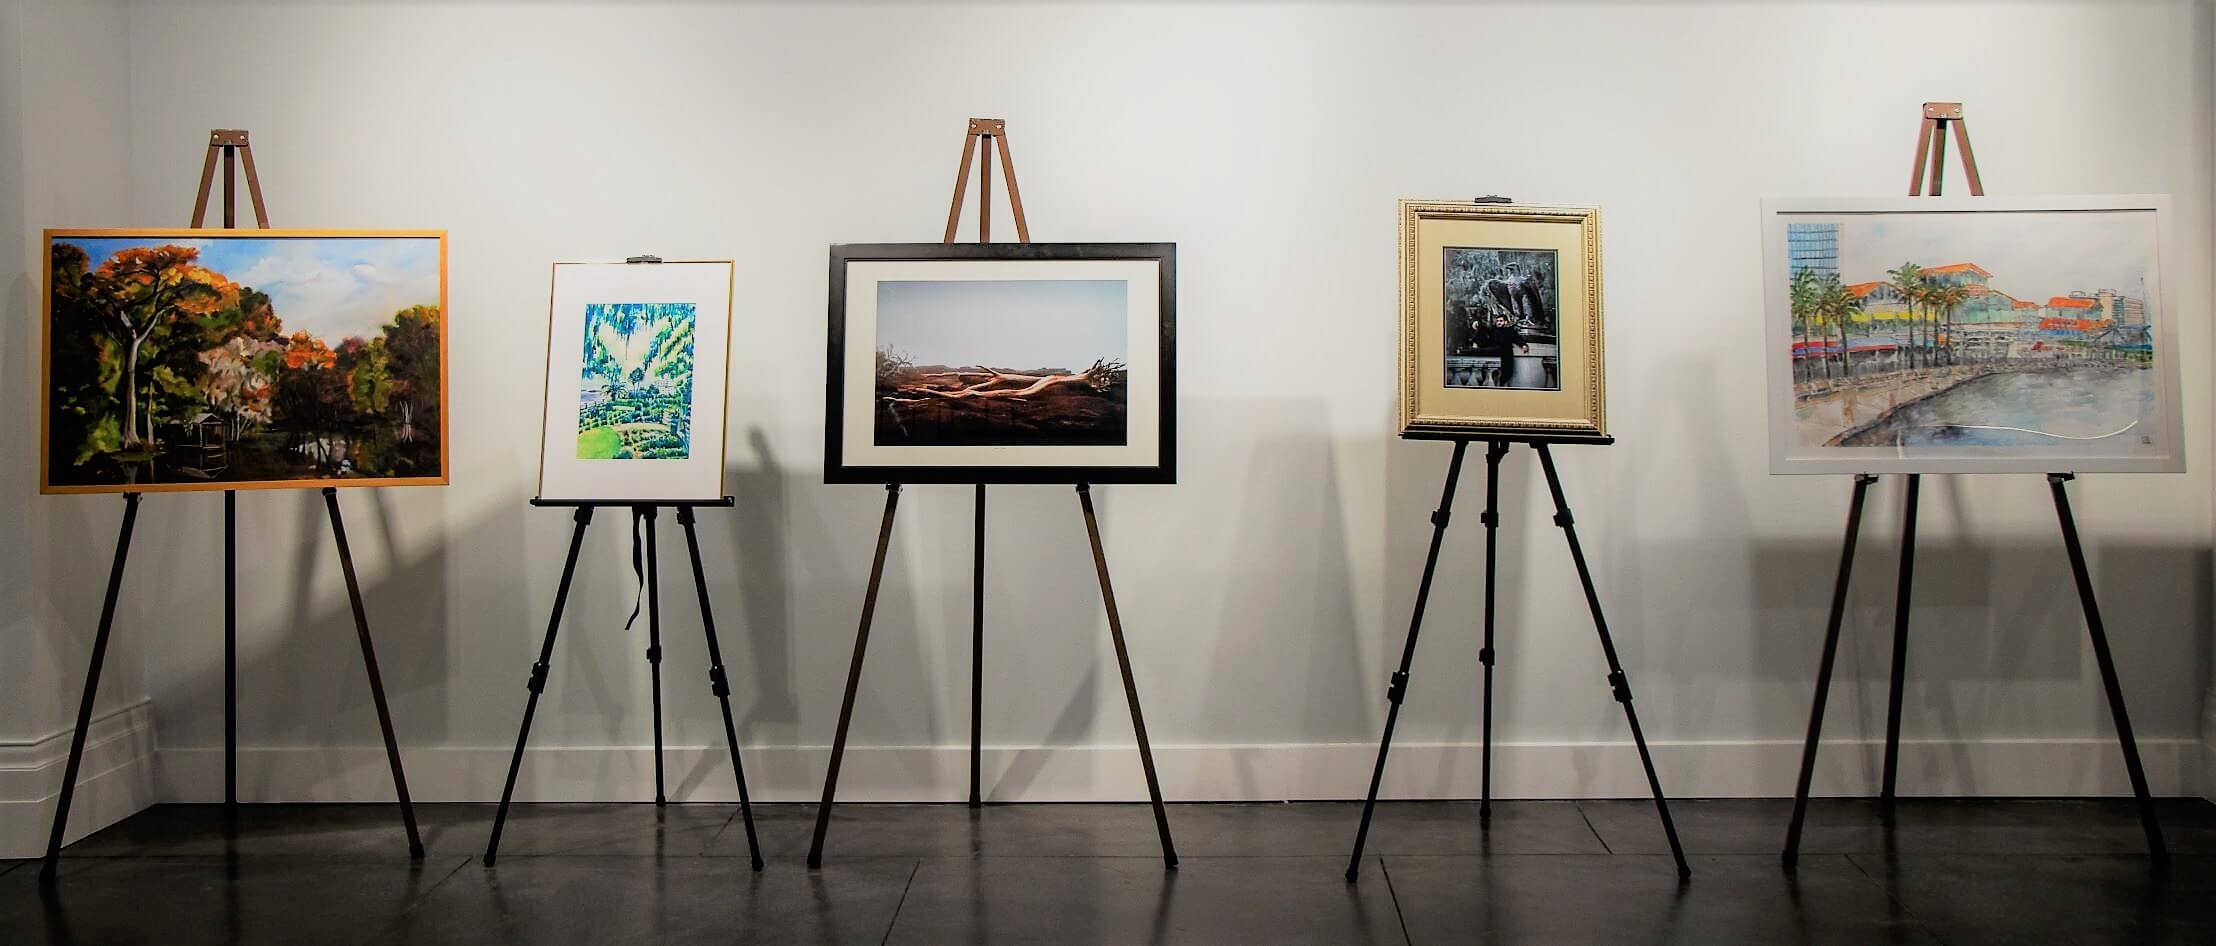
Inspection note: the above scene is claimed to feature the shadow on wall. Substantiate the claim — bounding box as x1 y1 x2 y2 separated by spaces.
1189 396 1364 798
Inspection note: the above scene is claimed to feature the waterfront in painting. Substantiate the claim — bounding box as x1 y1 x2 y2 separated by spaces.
1782 211 2158 452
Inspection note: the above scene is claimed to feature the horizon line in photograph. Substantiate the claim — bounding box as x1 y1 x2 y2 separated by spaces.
876 278 1127 370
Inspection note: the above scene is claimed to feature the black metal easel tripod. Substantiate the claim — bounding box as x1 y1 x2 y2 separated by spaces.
806 482 1179 869
43 130 422 880
483 498 764 869
1346 436 1691 881
1781 102 2164 869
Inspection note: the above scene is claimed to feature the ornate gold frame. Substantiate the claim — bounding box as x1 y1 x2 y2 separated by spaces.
1397 201 1606 439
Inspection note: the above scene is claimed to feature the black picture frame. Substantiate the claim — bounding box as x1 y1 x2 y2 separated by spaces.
825 242 1177 485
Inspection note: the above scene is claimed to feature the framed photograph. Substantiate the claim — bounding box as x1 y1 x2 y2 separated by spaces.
41 228 447 493
826 242 1175 484
536 261 735 502
1761 195 2182 475
1397 201 1606 440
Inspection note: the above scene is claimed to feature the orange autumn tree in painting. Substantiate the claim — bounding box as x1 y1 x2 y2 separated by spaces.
45 232 445 490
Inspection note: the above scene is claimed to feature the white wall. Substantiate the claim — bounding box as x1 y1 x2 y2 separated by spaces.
4 1 2211 824
1 0 157 856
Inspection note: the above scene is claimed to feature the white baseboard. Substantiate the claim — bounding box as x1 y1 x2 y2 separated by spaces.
0 700 158 858
152 736 2201 805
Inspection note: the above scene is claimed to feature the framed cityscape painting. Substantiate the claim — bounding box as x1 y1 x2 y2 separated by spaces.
536 261 734 501
1762 196 2181 474
41 228 448 493
825 242 1176 484
1397 201 1607 440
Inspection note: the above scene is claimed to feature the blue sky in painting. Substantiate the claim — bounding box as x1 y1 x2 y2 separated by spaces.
877 279 1126 370
57 235 441 342
1834 212 2154 303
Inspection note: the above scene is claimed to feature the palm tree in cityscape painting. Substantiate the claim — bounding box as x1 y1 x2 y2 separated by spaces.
576 302 695 460
1783 214 2158 451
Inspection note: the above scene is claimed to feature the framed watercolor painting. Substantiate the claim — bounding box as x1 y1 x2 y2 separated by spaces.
1397 201 1606 440
1761 195 2182 475
825 242 1176 484
41 228 448 493
536 261 735 502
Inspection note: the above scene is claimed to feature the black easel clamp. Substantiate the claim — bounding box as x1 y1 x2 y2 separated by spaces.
1479 511 1498 528
1386 670 1410 705
1478 647 1495 666
2048 472 2074 485
625 255 663 264
709 666 732 698
1473 195 1514 204
1608 670 1633 704
1431 510 1452 528
645 645 662 664
1554 510 1575 528
527 661 550 694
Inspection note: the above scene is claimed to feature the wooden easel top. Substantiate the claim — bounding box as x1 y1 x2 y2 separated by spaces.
191 128 270 228
945 117 1029 243
1910 102 1983 197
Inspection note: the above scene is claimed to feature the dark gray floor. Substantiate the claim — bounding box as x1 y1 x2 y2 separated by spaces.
5 799 2214 944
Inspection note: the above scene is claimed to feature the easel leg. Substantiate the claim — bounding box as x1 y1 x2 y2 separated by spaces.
224 489 238 833
677 507 764 871
808 485 903 868
323 488 423 859
642 507 666 807
1347 441 1469 883
486 507 593 866
1534 445 1688 878
1478 440 1507 822
2049 474 2166 862
1784 474 1877 870
41 493 141 880
1880 474 1920 806
970 483 985 809
1077 484 1178 869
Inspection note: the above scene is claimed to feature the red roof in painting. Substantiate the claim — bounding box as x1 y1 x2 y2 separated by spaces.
1845 281 1887 298
1924 263 1992 277
2013 299 2038 309
2047 297 2097 309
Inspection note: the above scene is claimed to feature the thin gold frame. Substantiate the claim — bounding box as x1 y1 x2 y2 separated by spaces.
1397 201 1606 439
534 260 737 501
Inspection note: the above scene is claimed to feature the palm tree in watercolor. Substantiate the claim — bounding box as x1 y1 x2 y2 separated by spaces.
1886 262 1926 369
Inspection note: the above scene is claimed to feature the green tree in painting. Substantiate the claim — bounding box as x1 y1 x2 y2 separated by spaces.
1789 267 1827 381
577 302 697 460
55 245 241 449
1887 262 1926 369
1814 272 1863 381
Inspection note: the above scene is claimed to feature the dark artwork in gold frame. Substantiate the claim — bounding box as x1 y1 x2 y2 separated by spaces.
1398 201 1606 441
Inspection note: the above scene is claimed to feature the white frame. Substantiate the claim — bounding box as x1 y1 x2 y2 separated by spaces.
1761 195 2183 475
536 261 735 501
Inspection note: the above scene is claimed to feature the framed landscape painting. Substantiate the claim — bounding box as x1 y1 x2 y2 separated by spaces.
536 261 734 502
41 228 447 493
1397 201 1607 440
826 243 1176 484
1762 196 2181 474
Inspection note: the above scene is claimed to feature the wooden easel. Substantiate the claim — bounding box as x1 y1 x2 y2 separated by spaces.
807 119 1179 870
1782 103 2165 868
43 130 424 880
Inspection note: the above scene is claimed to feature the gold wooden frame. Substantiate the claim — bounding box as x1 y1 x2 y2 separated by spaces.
535 260 738 500
1397 201 1606 439
40 227 450 494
